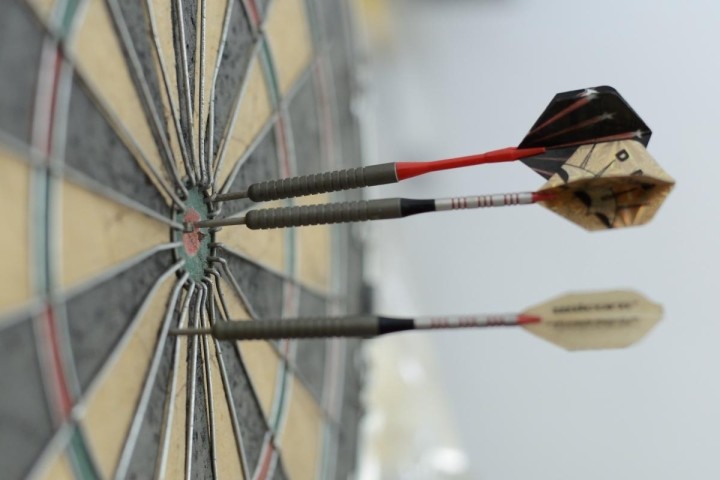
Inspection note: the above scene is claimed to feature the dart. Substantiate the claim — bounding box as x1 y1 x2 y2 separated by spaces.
170 290 662 351
214 86 652 203
190 140 674 232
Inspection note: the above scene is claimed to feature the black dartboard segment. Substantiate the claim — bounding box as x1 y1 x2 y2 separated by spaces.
0 0 366 479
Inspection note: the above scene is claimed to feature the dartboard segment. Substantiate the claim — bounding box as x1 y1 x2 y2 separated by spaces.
0 148 32 315
59 180 170 289
0 2 44 146
265 0 313 96
215 51 273 191
0 318 55 480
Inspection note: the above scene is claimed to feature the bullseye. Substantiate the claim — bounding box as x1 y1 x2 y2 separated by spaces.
174 188 212 282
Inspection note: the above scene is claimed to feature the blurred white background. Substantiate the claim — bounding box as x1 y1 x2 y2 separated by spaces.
359 0 720 479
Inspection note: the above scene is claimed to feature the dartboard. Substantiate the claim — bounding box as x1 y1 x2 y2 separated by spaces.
0 0 366 479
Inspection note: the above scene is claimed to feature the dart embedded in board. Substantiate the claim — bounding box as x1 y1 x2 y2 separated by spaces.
171 290 663 351
189 139 674 232
212 86 654 203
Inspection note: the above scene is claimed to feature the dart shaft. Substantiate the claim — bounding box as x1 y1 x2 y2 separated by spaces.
169 313 537 340
395 146 546 180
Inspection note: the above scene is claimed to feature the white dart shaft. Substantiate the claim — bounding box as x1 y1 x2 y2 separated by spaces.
434 192 535 211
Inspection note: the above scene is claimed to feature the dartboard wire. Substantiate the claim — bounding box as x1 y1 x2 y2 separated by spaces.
0 128 47 168
205 268 234 324
206 313 253 477
156 282 197 480
208 255 261 320
184 282 207 480
145 0 196 186
68 259 185 419
105 0 189 199
253 436 280 480
198 281 220 478
0 299 45 331
196 0 209 185
58 166 185 230
174 0 201 185
242 0 262 31
210 39 265 193
204 0 235 189
113 272 189 480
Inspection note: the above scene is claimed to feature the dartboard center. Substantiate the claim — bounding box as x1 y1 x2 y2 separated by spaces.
174 187 213 282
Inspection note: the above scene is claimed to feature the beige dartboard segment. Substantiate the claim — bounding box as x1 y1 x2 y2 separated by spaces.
215 54 272 188
521 290 663 350
216 201 287 273
538 140 675 230
206 337 246 479
59 179 169 290
26 0 57 24
277 376 324 480
0 149 31 316
265 0 313 95
34 450 75 480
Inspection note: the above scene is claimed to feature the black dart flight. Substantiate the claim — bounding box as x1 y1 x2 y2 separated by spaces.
519 86 652 179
